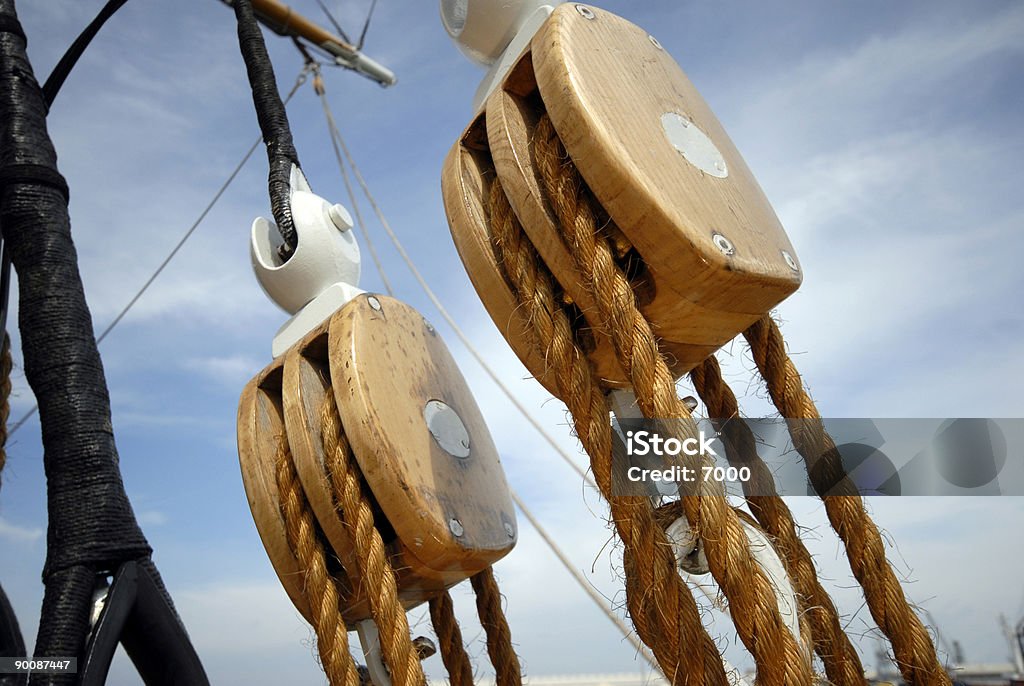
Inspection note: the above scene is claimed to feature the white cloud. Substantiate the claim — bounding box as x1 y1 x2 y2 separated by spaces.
0 517 44 544
183 354 267 389
137 510 169 527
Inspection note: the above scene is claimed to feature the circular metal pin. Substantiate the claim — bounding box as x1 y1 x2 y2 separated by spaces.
449 518 464 537
328 203 353 232
424 400 471 458
712 233 735 256
574 4 595 20
504 522 515 538
682 396 699 413
648 35 663 50
782 250 799 272
367 295 382 311
661 112 728 179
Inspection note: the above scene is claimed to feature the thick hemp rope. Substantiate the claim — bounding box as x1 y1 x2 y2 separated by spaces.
275 434 362 686
319 392 426 686
321 390 523 686
487 177 729 686
690 357 866 686
429 591 474 686
531 114 813 686
743 316 951 686
471 568 522 686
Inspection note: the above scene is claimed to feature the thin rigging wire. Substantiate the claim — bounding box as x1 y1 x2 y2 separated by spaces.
510 490 661 672
313 63 393 296
313 74 667 671
313 81 598 493
9 66 312 438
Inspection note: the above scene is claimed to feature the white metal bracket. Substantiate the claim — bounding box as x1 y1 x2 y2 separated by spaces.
250 165 364 357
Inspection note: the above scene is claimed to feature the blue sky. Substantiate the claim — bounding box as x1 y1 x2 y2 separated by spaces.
2 0 1023 683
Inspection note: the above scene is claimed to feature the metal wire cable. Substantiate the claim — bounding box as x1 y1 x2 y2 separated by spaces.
510 490 661 672
8 66 312 439
313 63 393 296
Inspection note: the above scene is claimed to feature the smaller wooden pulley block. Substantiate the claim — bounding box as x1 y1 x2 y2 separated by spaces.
442 3 802 390
238 293 516 626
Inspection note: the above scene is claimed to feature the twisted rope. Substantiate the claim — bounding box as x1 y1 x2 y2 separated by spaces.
488 177 728 685
532 114 813 685
690 357 866 686
743 316 950 686
274 434 361 686
471 568 521 686
320 391 427 686
429 591 475 686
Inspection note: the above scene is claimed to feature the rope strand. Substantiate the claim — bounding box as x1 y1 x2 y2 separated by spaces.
690 356 866 686
274 435 361 686
488 177 728 685
429 591 475 686
320 391 426 686
471 568 522 686
532 114 813 686
743 316 950 686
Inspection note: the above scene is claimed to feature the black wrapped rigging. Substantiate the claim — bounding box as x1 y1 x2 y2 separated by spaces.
0 1 205 682
232 0 302 257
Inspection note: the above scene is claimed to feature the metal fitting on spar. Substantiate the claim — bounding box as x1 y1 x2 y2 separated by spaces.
249 164 365 357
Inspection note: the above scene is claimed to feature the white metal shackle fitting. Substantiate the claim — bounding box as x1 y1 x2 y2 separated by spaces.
440 0 554 65
250 166 364 357
440 0 562 111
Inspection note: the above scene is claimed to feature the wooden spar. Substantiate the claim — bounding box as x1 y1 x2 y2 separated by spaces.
219 0 396 85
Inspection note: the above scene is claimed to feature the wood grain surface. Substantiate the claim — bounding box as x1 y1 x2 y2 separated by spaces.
328 294 517 578
532 4 801 321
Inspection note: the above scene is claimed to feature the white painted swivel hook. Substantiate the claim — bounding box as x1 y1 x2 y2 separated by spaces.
440 0 562 112
250 165 364 357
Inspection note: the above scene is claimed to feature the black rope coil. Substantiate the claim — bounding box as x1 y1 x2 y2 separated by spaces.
232 0 302 256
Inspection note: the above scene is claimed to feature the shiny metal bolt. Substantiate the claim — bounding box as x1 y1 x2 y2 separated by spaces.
412 636 437 660
575 4 595 20
648 35 663 50
367 295 382 311
328 203 353 232
449 518 464 537
504 522 515 538
712 233 735 256
782 250 799 272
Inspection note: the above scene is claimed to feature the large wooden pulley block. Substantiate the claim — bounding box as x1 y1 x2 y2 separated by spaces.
238 294 516 625
443 4 801 391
